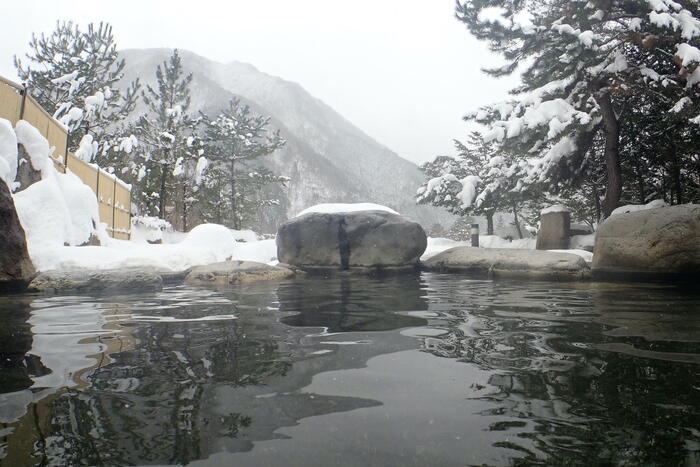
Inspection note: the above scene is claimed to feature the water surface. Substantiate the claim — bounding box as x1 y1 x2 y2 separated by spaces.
1 273 699 466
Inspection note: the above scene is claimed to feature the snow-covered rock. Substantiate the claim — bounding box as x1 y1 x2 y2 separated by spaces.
421 236 535 261
423 247 590 281
296 203 399 217
277 210 426 270
593 204 700 279
29 267 163 294
185 260 295 286
610 199 668 217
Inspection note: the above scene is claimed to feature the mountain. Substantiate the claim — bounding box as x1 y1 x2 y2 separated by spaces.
118 48 452 231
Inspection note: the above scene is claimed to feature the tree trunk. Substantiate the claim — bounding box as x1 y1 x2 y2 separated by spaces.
159 163 168 219
598 88 622 218
669 142 683 205
182 183 188 232
592 183 602 224
486 211 494 236
511 203 523 239
634 155 646 204
229 160 238 230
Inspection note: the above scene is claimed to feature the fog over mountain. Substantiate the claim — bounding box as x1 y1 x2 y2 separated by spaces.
119 49 452 230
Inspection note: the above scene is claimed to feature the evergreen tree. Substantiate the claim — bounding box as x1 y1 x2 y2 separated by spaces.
455 0 700 217
14 21 140 163
130 49 202 222
417 132 540 237
201 99 287 230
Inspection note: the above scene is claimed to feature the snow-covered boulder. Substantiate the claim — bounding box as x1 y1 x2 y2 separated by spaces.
0 179 35 290
277 210 427 271
593 204 700 279
422 247 590 281
185 261 295 286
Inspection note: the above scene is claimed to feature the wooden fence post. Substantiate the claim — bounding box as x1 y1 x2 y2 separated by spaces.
112 176 116 237
19 85 27 120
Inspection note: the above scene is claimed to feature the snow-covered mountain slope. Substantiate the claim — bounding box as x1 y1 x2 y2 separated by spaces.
118 48 451 228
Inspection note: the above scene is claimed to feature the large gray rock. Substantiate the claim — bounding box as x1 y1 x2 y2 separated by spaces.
0 180 35 291
276 211 427 270
423 247 590 281
185 261 295 286
536 211 571 250
29 268 163 294
592 204 700 279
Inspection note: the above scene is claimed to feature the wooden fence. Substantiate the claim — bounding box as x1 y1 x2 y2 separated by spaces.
0 75 131 240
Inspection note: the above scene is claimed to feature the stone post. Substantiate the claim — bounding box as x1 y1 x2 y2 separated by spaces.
536 212 571 250
471 223 480 247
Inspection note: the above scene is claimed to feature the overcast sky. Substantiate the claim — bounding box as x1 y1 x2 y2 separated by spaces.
0 0 516 165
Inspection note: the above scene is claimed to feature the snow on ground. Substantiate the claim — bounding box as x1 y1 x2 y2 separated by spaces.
29 224 277 272
296 203 399 217
610 199 667 216
3 120 275 273
479 235 536 249
569 233 595 250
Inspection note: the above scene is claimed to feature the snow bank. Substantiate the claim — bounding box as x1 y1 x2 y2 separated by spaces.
610 199 668 216
231 229 259 242
131 215 172 243
479 235 536 249
569 233 595 250
11 120 107 263
14 120 52 177
0 118 18 188
13 165 107 256
296 203 399 217
29 223 278 273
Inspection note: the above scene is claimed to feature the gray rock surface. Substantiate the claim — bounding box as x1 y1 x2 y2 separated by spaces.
29 268 163 294
0 180 35 291
592 204 700 279
422 247 590 281
276 211 427 270
536 211 571 250
185 261 295 286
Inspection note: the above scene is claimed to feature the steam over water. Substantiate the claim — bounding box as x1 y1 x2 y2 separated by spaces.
1 274 699 465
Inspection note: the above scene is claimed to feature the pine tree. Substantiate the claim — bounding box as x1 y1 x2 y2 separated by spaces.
417 132 540 236
455 0 700 217
14 21 140 163
201 99 286 230
130 49 201 222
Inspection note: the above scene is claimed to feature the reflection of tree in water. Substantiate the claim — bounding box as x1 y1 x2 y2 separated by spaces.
420 281 700 465
19 291 292 466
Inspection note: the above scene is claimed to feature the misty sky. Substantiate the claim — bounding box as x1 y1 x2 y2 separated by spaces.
0 0 516 165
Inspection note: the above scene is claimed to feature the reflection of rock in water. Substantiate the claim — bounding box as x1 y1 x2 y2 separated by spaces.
0 295 45 395
278 274 428 332
0 284 409 466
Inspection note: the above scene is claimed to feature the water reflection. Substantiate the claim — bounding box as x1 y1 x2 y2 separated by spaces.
0 274 698 465
278 275 428 331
